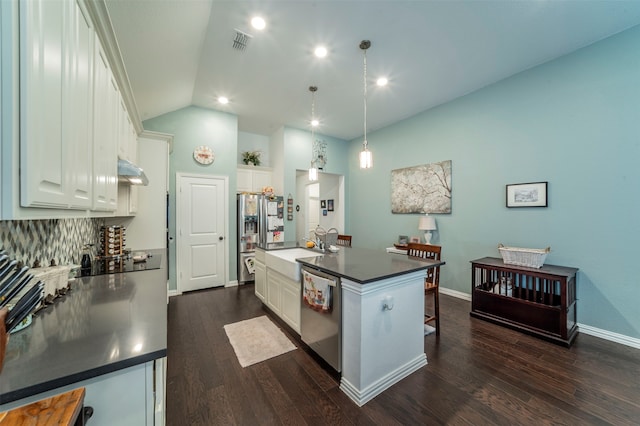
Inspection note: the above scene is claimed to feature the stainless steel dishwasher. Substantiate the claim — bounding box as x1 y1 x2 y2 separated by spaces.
300 266 341 372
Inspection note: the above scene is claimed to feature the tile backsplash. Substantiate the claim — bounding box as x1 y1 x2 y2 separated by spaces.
0 218 104 267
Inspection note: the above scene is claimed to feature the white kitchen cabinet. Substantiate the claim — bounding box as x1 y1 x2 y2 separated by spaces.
116 125 139 216
92 35 118 211
19 0 94 209
266 268 282 315
237 165 272 193
254 258 266 302
280 274 301 333
265 267 301 333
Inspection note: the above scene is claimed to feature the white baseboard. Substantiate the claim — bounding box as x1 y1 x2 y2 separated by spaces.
340 354 427 407
168 289 179 298
225 280 239 288
577 323 640 349
439 287 471 301
441 288 640 350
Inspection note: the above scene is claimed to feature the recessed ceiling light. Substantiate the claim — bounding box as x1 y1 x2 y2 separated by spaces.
218 96 229 104
314 46 327 58
251 16 266 30
311 119 319 127
376 77 388 86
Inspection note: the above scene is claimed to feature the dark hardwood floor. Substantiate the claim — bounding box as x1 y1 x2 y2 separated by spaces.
167 285 640 425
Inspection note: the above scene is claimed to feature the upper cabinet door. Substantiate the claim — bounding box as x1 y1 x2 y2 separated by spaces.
66 0 94 208
92 36 118 211
20 0 66 208
19 0 94 209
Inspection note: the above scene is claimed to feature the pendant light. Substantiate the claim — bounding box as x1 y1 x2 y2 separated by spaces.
308 86 319 181
359 40 373 169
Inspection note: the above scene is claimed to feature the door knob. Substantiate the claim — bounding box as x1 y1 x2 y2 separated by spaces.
219 236 224 241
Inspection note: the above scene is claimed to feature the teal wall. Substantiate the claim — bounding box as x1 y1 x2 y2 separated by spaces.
282 127 350 238
143 106 238 291
348 25 640 338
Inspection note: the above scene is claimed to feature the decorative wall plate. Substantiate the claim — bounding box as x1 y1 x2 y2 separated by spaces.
194 145 215 165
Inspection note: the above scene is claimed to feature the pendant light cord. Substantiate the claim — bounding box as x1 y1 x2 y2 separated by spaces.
363 48 367 150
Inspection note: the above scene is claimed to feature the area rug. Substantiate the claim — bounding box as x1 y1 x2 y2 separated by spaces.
223 316 296 367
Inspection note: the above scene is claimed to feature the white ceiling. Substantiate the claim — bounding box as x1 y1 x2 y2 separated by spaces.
105 0 640 141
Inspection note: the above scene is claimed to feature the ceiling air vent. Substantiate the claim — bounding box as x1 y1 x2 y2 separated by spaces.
232 29 252 51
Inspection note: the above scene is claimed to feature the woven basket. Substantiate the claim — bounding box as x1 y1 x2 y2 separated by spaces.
498 244 550 268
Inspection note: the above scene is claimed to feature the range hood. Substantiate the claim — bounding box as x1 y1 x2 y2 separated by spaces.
118 159 149 186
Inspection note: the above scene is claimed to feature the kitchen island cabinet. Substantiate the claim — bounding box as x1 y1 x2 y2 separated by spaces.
297 247 443 406
256 244 443 406
254 246 301 333
0 249 168 425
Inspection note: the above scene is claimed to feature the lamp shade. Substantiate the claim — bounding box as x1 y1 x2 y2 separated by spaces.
418 215 436 231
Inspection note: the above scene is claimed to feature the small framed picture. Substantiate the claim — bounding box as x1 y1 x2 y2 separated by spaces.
506 181 548 208
287 214 293 221
321 200 326 208
327 199 334 211
410 236 420 243
398 235 409 244
323 209 328 216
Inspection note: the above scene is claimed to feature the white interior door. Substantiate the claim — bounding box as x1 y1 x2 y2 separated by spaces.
177 174 227 292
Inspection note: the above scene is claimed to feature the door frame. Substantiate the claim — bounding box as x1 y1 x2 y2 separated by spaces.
175 172 229 294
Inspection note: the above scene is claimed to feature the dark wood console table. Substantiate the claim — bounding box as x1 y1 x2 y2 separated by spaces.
470 257 578 347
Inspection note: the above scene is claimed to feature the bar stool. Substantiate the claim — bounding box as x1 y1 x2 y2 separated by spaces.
406 243 442 336
336 234 352 247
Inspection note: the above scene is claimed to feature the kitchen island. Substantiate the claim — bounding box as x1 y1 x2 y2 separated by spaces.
256 244 443 406
0 249 167 425
297 248 443 406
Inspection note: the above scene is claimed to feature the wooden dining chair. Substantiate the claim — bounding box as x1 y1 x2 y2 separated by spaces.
336 234 352 247
406 243 442 336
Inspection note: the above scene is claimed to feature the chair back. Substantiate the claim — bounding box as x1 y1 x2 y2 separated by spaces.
336 234 352 247
407 243 441 285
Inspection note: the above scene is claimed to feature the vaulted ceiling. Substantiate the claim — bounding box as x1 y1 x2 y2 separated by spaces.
105 0 640 141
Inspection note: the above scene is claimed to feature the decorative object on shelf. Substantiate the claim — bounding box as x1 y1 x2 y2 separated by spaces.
327 199 334 212
498 244 550 268
394 235 409 250
359 40 373 169
287 194 293 221
418 214 437 244
193 145 215 165
391 160 452 214
308 86 320 181
409 236 420 243
241 150 261 166
261 186 274 196
506 181 548 208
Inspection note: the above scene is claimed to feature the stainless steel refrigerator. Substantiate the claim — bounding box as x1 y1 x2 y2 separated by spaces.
237 194 285 283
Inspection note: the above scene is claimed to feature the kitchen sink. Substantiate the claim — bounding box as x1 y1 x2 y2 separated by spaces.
264 248 323 281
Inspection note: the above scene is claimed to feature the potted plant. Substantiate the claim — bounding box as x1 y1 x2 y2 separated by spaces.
241 150 261 166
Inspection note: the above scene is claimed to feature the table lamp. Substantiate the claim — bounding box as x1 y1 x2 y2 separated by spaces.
418 215 437 245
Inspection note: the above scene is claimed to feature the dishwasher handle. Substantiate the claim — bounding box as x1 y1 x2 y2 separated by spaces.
302 267 339 287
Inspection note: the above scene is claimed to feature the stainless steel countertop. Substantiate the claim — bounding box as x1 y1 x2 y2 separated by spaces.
296 247 444 283
0 249 167 405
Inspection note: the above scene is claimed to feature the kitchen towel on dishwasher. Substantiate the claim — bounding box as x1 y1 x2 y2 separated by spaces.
302 270 333 313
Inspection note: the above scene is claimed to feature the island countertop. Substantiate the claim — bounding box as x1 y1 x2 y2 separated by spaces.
296 247 444 284
0 249 167 405
256 241 304 251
